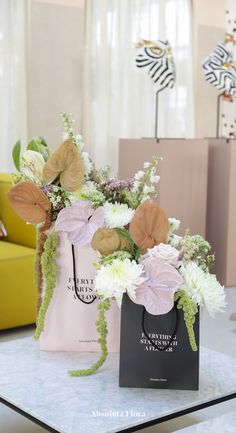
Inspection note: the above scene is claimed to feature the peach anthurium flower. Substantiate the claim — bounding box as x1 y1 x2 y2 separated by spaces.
55 200 104 246
92 227 129 256
132 256 183 315
7 181 51 224
43 139 84 192
129 199 169 254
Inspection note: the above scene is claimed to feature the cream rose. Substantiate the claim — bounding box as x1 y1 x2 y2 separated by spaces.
147 243 180 267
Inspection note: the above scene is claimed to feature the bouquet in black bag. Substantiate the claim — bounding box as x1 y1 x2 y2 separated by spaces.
67 158 226 390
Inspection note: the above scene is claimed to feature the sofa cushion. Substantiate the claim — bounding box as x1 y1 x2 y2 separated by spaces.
0 241 35 260
0 241 37 329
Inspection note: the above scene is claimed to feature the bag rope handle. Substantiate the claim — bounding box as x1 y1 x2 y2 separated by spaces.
71 244 96 304
141 305 178 351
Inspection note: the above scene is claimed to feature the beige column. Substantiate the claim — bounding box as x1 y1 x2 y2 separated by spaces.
206 139 236 286
119 139 209 237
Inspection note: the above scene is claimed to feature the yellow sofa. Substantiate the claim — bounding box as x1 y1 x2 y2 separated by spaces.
0 173 37 329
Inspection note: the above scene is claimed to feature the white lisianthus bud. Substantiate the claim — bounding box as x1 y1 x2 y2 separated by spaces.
150 175 160 184
134 170 145 180
21 150 45 181
143 161 151 169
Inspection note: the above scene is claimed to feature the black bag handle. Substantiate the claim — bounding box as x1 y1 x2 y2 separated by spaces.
141 304 178 351
71 244 96 304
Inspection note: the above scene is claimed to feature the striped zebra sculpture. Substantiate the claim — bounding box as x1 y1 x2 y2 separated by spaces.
202 42 236 96
135 39 175 92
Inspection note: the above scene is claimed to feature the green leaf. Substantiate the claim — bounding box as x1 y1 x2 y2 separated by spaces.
27 138 40 152
114 227 140 261
27 138 49 161
39 136 48 147
12 140 21 171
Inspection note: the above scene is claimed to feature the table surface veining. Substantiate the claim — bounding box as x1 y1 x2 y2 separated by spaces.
0 337 236 433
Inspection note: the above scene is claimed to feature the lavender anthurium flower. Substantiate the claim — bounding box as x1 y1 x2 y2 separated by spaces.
132 256 183 315
55 200 104 246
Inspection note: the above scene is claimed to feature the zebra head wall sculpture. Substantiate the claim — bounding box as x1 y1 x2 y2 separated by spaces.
135 39 175 93
202 42 236 96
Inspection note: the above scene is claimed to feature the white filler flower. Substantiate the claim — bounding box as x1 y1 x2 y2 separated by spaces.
103 202 135 228
95 258 145 305
181 262 226 317
168 217 181 233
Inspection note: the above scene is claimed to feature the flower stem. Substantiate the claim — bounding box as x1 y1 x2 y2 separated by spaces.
68 298 111 377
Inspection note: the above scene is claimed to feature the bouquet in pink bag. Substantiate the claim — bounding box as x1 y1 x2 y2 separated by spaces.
7 112 164 374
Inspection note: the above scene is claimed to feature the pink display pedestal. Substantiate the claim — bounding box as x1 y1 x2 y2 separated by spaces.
119 139 209 237
207 139 236 286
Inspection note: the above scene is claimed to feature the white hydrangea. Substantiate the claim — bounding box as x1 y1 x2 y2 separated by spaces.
147 243 180 267
95 258 146 305
74 134 84 151
180 262 226 317
103 202 135 228
81 151 93 176
169 234 182 248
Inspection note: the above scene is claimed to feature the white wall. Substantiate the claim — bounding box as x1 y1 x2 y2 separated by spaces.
27 0 227 144
193 0 226 138
28 0 85 148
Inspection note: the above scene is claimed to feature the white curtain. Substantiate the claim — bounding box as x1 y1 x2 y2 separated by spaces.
221 0 236 138
83 0 194 173
0 0 28 173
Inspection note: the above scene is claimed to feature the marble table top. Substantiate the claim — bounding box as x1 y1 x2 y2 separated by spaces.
0 338 236 433
177 411 236 433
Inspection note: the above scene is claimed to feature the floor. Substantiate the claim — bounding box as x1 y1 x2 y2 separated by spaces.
0 288 235 433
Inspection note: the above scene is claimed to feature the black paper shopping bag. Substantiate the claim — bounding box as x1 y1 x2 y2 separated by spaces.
119 294 199 390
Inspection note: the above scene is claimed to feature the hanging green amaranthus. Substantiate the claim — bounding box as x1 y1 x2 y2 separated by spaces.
175 289 198 351
68 298 111 376
34 232 58 340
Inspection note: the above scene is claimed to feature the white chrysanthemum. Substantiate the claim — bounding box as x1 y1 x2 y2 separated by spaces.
95 259 146 304
181 262 226 317
103 202 135 228
147 243 180 267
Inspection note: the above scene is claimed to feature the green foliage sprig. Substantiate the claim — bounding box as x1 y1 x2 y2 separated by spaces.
180 231 215 271
34 232 58 340
68 298 111 377
114 227 141 262
97 250 132 268
175 289 198 351
34 228 40 289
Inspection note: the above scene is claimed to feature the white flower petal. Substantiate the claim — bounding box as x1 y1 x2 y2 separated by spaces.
103 202 135 228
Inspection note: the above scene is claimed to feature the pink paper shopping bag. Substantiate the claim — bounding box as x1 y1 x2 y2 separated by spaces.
40 231 120 352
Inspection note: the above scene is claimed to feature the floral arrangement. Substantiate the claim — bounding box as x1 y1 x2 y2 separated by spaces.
8 113 226 377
